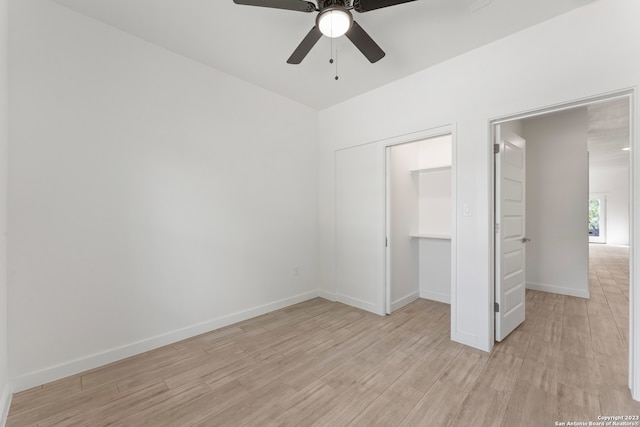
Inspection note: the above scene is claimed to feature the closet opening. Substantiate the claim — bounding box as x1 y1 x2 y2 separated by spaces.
385 134 453 315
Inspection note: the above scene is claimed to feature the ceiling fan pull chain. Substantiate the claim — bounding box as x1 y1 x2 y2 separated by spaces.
330 35 334 64
335 47 339 80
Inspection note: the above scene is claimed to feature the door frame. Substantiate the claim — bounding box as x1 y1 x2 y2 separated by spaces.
383 125 457 316
488 88 637 395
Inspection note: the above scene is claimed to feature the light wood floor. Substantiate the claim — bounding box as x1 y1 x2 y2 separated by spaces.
7 244 640 426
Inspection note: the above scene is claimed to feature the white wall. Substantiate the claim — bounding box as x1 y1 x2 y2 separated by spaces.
419 239 451 304
0 0 10 421
389 143 419 311
418 172 451 236
318 0 640 356
418 135 452 171
8 0 318 391
416 136 452 303
590 165 630 245
417 136 452 235
523 108 590 298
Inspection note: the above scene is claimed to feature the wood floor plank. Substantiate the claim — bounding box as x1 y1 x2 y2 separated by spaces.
437 347 489 391
246 381 337 427
532 317 563 343
7 381 120 426
394 348 454 393
398 380 467 427
517 356 559 394
475 351 523 393
564 297 588 316
449 384 510 427
555 382 601 422
561 328 595 358
525 334 562 363
307 384 380 427
493 329 531 359
357 350 416 394
347 381 423 427
36 381 170 426
559 353 600 395
500 380 555 427
562 313 590 335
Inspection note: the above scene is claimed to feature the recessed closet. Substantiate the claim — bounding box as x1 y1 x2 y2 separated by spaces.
386 134 452 313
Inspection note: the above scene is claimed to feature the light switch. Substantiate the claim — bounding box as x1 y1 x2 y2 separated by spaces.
463 203 472 217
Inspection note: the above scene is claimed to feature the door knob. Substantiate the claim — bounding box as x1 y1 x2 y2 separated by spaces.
521 237 531 243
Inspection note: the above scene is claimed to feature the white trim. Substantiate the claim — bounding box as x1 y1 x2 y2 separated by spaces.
335 293 385 316
420 290 451 304
410 234 451 240
410 166 452 175
10 291 319 393
451 329 487 351
385 146 392 315
317 290 336 302
630 89 639 400
0 384 12 427
450 125 459 346
490 91 634 126
391 291 420 312
525 282 590 299
488 123 496 352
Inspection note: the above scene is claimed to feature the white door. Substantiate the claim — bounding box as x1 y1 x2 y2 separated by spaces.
385 144 419 314
336 144 386 315
589 193 607 244
495 125 527 342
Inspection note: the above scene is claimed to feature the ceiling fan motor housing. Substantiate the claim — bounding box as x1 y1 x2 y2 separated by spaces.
318 0 350 10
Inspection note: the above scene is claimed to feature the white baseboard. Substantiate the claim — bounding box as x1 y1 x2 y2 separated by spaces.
0 383 12 427
317 289 336 302
11 291 319 393
335 293 385 316
526 282 590 299
451 329 490 352
420 290 451 304
391 291 420 312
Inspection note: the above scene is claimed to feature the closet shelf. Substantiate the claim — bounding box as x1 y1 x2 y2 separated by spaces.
410 165 451 174
410 233 452 240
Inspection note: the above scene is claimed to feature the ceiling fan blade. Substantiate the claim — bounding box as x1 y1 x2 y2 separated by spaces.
287 26 322 64
353 0 416 13
233 0 316 13
345 21 385 63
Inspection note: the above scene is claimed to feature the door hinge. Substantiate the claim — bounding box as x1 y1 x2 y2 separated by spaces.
494 302 500 313
495 223 500 233
494 144 500 154
386 237 388 247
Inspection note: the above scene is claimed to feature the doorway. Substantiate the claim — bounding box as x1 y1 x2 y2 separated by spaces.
385 134 453 314
491 90 634 392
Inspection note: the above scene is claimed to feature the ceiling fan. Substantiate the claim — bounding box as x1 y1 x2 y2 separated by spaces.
232 0 417 64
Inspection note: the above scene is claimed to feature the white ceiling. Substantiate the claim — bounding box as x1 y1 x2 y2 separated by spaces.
51 0 595 110
588 98 630 169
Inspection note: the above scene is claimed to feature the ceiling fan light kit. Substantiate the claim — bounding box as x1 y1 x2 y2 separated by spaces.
317 8 353 38
233 0 416 64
